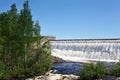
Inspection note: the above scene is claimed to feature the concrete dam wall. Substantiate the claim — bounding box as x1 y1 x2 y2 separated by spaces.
50 39 120 62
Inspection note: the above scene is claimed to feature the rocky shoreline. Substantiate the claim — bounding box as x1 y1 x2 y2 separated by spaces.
26 56 119 80
33 70 79 80
26 56 80 80
26 70 120 80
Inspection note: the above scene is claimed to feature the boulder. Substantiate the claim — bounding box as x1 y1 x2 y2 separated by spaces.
52 56 65 63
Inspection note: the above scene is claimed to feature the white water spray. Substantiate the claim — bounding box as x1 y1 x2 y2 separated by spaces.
50 39 120 62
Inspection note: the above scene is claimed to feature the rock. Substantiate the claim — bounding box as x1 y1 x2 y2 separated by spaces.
45 70 57 76
33 73 79 80
98 79 103 80
52 56 65 63
60 74 79 80
25 78 33 80
115 77 120 80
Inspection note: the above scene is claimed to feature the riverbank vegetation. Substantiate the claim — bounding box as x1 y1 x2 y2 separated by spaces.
0 0 52 79
111 62 120 77
79 62 108 80
79 61 120 80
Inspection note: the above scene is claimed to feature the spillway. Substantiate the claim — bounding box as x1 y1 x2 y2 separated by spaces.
50 39 120 62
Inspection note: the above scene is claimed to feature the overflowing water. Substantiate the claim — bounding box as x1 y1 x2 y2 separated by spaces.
50 39 120 62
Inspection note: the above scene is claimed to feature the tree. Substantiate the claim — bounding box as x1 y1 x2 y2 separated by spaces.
18 0 33 77
0 12 10 64
7 3 18 70
0 12 12 79
33 21 41 36
0 0 52 79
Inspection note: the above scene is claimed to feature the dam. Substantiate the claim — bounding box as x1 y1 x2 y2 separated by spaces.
50 39 120 62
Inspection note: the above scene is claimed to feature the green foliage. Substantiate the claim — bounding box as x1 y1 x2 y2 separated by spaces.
111 62 120 77
79 62 108 80
95 62 108 79
0 61 12 79
0 0 52 79
80 63 95 80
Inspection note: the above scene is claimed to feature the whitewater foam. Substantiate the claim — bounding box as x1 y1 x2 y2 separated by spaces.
50 39 120 62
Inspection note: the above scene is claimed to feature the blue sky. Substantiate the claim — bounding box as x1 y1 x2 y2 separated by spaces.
0 0 120 39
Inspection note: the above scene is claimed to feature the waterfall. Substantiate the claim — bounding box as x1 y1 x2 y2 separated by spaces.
50 39 120 62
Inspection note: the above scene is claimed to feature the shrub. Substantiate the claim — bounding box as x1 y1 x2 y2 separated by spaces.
0 61 11 79
80 63 95 80
111 62 120 77
79 62 108 80
95 62 108 79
